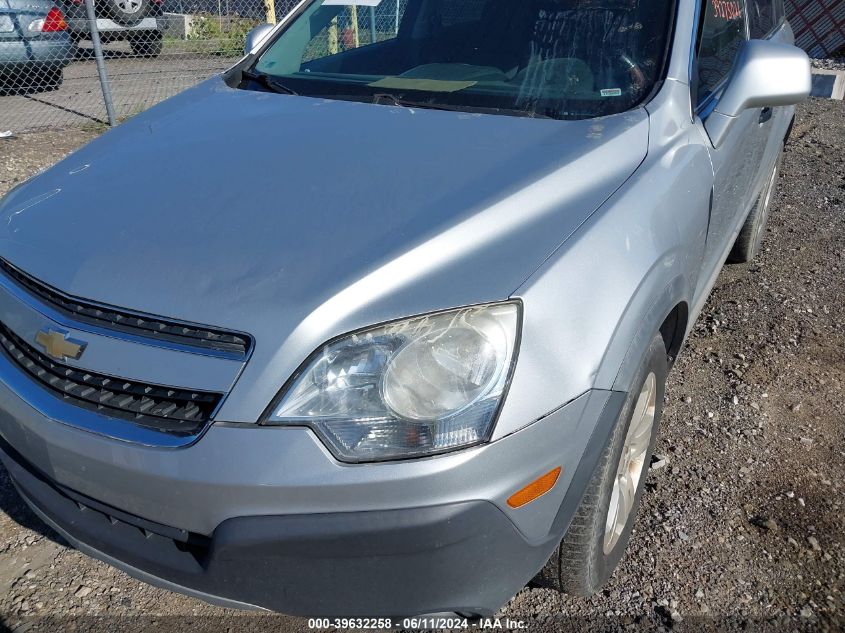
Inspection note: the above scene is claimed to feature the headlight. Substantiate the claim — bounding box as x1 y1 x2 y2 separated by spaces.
264 302 520 462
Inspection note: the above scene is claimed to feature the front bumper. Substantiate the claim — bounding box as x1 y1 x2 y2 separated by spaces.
66 16 160 35
0 346 625 615
3 437 556 616
63 5 162 36
0 37 74 69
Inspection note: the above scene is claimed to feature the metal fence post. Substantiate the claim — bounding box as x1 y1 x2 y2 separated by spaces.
265 0 277 24
350 5 359 47
329 16 338 54
83 0 117 126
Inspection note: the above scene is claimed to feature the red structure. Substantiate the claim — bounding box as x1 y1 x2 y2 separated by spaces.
786 0 845 57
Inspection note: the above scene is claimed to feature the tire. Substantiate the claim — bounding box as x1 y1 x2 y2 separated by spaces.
19 66 61 93
538 333 667 595
43 68 64 91
728 150 783 264
106 0 151 27
128 31 163 58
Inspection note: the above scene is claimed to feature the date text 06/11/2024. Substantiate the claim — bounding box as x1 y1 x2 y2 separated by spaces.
307 618 529 629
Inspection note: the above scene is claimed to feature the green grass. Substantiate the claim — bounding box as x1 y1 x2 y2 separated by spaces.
163 15 261 58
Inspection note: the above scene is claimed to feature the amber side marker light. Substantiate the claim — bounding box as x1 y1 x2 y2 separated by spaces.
507 466 562 508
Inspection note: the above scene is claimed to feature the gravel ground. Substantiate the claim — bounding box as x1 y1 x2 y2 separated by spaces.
812 56 845 72
0 98 843 632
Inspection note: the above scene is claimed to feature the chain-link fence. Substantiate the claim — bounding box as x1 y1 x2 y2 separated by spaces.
1 0 838 135
786 0 845 58
0 0 406 133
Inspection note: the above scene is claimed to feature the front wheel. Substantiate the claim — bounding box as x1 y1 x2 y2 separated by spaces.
538 333 667 595
42 67 64 91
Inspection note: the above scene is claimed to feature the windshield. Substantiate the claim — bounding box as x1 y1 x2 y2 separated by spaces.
250 0 675 120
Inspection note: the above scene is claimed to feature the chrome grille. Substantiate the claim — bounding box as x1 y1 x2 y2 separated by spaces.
0 258 251 358
0 320 221 436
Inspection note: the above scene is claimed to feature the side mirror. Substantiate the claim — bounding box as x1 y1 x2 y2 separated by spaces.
244 23 275 56
704 39 811 148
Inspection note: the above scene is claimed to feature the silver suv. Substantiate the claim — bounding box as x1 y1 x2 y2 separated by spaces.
0 0 810 618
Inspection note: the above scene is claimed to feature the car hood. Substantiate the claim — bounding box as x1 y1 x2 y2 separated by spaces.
0 77 647 416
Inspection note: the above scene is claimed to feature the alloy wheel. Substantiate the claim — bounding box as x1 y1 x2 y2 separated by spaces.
116 0 143 14
603 372 656 554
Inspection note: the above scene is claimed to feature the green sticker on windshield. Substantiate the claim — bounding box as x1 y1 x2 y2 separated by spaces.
601 88 622 97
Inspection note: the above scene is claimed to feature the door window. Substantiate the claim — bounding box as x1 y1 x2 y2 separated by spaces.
696 0 747 106
747 0 782 38
773 0 784 23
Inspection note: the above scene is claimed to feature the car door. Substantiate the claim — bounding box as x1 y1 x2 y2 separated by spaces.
693 0 762 290
747 0 792 188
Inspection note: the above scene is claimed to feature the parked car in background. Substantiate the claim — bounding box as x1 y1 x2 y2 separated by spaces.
0 0 75 91
58 0 164 57
0 0 811 619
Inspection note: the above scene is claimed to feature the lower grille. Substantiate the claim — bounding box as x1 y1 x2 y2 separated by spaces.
1 436 211 568
0 321 222 436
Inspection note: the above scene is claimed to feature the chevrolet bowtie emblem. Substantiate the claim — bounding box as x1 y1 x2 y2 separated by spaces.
34 328 87 362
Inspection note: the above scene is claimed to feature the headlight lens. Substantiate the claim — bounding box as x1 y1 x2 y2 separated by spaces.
264 302 520 462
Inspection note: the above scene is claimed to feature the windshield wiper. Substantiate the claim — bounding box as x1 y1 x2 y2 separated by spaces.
372 92 472 113
371 92 552 119
242 70 299 96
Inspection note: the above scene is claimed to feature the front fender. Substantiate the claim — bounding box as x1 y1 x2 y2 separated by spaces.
495 116 712 440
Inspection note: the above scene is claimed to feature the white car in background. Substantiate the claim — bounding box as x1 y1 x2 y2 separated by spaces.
58 0 164 57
